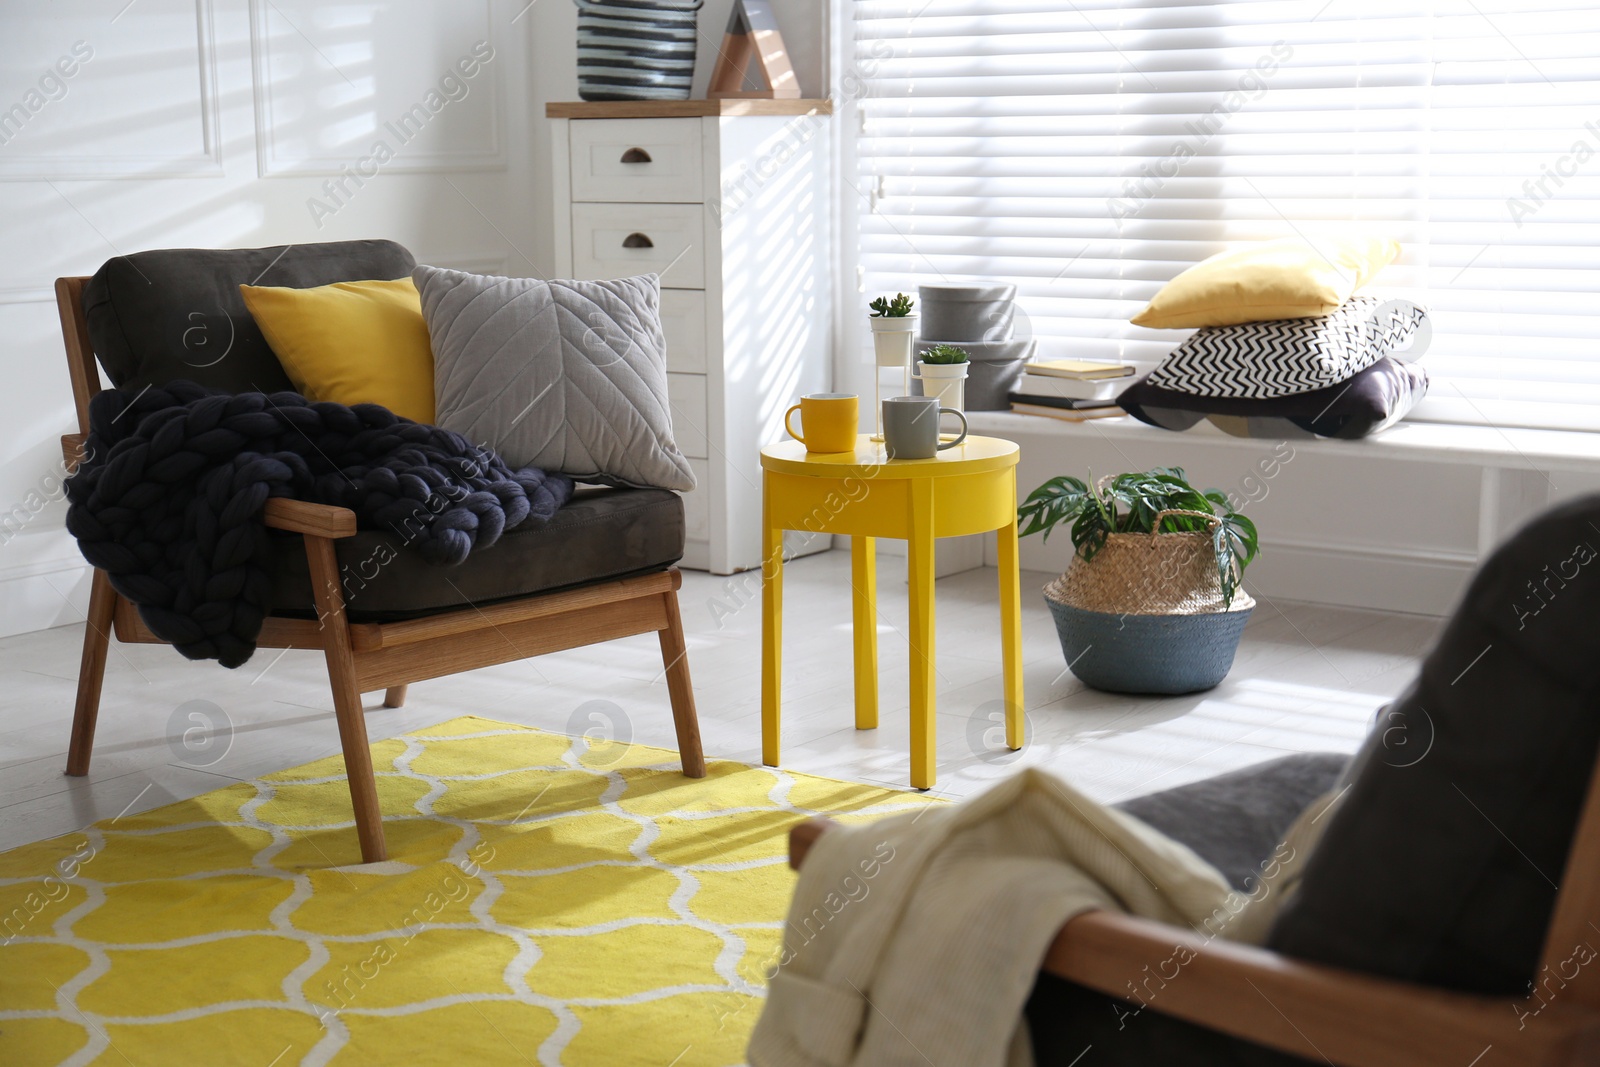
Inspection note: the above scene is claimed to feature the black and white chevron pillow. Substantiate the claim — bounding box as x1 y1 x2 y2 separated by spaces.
1145 297 1429 399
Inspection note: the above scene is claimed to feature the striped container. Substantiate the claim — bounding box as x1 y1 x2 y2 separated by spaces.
576 0 703 102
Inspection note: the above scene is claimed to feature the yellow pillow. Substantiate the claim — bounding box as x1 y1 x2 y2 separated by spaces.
1131 236 1400 329
239 277 435 423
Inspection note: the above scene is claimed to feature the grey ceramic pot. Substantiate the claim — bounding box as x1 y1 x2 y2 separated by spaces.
911 337 1036 410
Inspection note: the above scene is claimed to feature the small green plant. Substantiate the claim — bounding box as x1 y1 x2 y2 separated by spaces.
869 293 914 317
919 344 969 365
1018 467 1259 605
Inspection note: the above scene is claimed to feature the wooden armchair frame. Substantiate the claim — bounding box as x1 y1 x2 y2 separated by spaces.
787 755 1600 1067
55 276 705 865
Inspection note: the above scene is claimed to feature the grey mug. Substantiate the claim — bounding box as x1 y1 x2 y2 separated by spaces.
882 395 969 460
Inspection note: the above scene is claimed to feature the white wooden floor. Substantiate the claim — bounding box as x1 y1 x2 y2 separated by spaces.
0 550 1443 854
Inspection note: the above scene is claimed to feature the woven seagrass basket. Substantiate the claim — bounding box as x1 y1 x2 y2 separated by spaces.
1044 509 1254 695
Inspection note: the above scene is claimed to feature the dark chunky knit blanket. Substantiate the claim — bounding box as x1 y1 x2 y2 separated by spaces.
65 381 574 667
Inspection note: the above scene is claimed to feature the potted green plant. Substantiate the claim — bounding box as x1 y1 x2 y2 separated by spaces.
912 343 971 411
869 293 918 369
1018 467 1260 694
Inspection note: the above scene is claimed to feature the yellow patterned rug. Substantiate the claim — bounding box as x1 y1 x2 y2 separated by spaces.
0 715 932 1066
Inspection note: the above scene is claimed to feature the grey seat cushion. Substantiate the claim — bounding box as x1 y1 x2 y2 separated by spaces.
83 239 416 393
1115 752 1350 892
1267 494 1600 995
270 485 684 622
1025 753 1349 1065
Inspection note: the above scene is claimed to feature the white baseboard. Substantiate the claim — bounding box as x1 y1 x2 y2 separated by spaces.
1241 538 1474 616
1015 532 1470 617
0 558 92 639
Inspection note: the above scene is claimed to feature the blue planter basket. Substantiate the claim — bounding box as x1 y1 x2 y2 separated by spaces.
1045 596 1254 695
1042 517 1255 694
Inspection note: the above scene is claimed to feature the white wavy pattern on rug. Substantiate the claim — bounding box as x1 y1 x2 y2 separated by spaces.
0 721 930 1066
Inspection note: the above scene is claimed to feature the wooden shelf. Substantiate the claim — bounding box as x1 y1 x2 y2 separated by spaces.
546 99 832 119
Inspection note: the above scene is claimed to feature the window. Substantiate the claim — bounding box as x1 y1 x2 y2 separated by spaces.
850 1 1600 431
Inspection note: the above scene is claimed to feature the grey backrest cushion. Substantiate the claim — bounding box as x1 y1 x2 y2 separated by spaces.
84 239 416 393
415 265 695 492
1266 494 1600 994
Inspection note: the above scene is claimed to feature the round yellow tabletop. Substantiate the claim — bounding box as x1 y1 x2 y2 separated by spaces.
759 434 1019 479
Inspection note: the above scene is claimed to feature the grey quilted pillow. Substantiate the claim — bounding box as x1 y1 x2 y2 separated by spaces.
415 265 695 492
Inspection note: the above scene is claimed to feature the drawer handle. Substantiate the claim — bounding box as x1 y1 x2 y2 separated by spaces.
622 232 655 249
620 147 653 164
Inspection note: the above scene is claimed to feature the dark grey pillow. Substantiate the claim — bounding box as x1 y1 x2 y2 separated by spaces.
1118 356 1428 440
83 239 416 394
1267 494 1600 993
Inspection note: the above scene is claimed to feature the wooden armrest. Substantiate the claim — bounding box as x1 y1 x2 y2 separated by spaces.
789 817 838 870
262 498 357 539
1046 910 1600 1067
61 433 85 470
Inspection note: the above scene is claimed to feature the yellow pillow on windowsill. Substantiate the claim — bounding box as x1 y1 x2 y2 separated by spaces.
239 277 436 423
1131 235 1401 329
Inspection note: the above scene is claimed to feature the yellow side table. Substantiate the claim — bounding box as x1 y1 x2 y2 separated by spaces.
759 434 1024 789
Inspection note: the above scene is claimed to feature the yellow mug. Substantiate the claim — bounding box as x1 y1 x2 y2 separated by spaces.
784 393 859 454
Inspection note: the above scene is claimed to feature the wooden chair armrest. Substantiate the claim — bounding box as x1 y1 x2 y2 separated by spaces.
789 817 838 870
1046 910 1600 1067
262 498 357 539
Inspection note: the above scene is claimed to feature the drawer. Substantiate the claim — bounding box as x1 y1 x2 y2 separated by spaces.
682 457 710 542
667 372 708 459
571 203 705 289
570 118 704 203
659 289 707 374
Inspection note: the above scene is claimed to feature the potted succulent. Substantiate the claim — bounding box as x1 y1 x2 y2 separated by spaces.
912 343 972 411
1018 467 1260 694
869 293 918 368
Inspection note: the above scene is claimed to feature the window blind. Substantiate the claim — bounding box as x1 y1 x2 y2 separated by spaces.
851 0 1600 431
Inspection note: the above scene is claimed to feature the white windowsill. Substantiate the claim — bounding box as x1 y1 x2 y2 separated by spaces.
965 411 1600 560
963 411 1600 474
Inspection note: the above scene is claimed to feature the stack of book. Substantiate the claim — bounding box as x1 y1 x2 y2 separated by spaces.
1008 360 1133 421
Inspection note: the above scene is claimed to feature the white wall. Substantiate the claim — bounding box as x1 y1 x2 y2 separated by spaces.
0 0 824 637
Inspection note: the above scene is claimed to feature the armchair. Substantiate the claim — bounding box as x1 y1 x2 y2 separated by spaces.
55 241 704 866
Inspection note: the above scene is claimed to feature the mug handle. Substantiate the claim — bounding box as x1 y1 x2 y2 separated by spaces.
784 403 805 444
935 408 969 450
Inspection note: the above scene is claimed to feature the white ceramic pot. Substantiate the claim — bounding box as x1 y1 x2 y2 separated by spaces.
912 360 969 411
870 314 919 368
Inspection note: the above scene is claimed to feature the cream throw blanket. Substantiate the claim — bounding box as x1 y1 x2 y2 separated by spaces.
748 768 1336 1067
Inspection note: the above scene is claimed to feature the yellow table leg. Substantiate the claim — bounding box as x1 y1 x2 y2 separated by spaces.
907 478 937 789
761 476 784 768
997 478 1025 750
852 535 879 730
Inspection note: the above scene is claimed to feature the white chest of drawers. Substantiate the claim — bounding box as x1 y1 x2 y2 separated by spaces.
548 100 835 574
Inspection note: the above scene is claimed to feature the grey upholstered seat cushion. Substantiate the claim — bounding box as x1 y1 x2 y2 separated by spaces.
416 265 696 492
83 240 417 393
1024 753 1349 1066
270 486 684 622
1115 752 1350 892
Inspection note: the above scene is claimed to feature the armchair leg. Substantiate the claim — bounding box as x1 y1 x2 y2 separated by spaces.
66 569 117 777
658 587 705 778
306 535 387 863
382 686 408 708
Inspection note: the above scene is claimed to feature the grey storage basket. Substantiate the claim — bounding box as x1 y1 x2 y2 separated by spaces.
1044 509 1254 694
